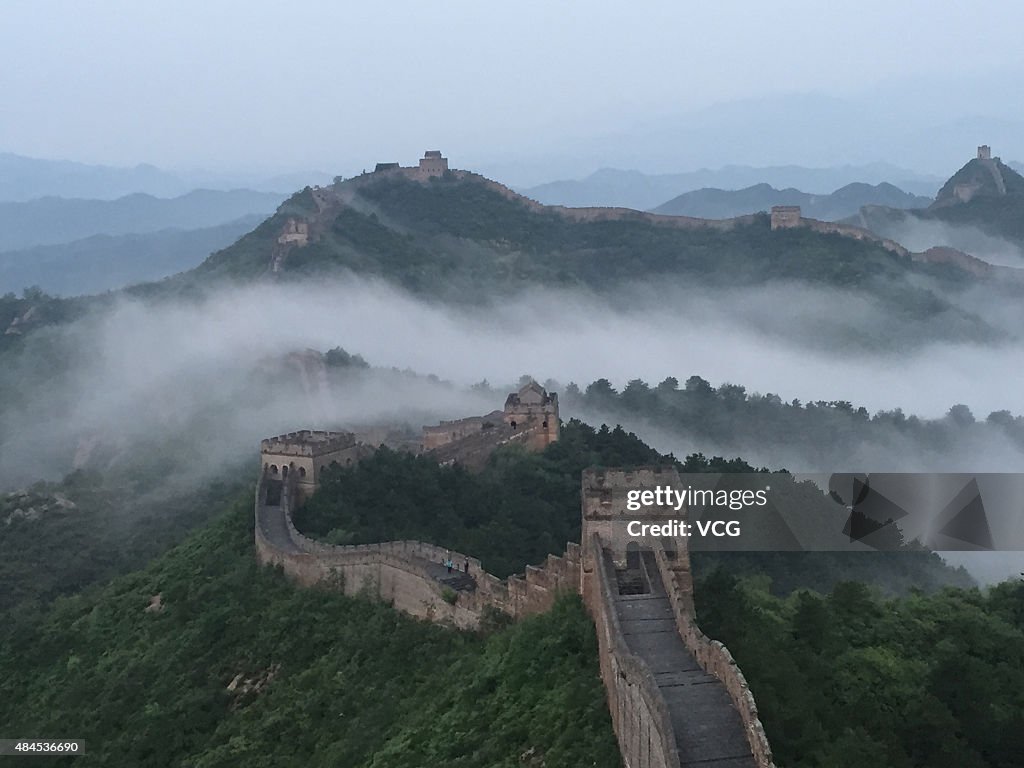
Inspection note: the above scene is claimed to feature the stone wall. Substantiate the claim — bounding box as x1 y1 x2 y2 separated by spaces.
585 534 680 768
254 458 774 768
652 544 775 768
254 472 579 628
801 218 909 257
421 410 505 450
424 421 540 470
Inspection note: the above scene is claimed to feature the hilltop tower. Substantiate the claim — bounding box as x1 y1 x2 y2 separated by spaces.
260 430 370 500
504 380 559 448
580 466 683 569
770 205 802 230
417 150 449 177
978 145 992 160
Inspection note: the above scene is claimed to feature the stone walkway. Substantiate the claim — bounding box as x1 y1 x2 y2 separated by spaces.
610 552 757 767
258 485 477 592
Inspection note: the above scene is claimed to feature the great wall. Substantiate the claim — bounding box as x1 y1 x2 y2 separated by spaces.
254 382 774 768
264 148 1024 285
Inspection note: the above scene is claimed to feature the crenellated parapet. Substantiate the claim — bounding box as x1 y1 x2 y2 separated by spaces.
586 532 682 768
253 447 772 768
254 470 579 629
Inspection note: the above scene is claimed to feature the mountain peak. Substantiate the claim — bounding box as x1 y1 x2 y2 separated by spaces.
931 147 1024 208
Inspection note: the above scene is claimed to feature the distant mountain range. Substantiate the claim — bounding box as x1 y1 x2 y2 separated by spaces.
0 152 333 202
520 164 943 211
652 182 931 221
0 215 264 296
0 189 286 251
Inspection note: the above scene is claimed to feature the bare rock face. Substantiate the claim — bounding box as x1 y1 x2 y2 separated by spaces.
3 489 77 524
144 594 164 614
225 664 280 707
4 305 38 335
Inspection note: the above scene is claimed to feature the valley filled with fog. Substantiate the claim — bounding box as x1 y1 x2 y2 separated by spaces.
3 273 1022 490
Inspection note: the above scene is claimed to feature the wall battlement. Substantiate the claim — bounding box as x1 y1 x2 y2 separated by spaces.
255 471 579 628
370 150 450 180
260 430 356 457
253 425 771 766
421 381 560 464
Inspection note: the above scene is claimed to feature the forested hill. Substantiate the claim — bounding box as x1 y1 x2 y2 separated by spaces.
4 418 1018 767
858 157 1024 247
192 171 986 301
5 168 1018 353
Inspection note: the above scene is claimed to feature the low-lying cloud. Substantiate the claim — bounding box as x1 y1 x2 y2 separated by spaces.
2 273 1023 492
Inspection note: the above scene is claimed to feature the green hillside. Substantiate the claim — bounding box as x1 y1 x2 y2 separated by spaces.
932 158 1024 207
191 174 990 328
860 158 1024 247
0 494 620 768
3 419 1011 768
197 174 940 295
697 571 1024 768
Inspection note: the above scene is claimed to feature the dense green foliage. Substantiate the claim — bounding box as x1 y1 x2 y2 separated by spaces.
864 159 1024 246
296 419 663 577
0 495 620 768
697 570 1024 767
191 174 997 347
0 469 246 614
565 374 1024 470
925 193 1024 243
296 420 969 594
0 416 1005 768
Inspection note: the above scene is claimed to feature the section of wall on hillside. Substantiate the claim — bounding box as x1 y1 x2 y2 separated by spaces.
584 534 680 768
254 472 579 628
652 545 774 767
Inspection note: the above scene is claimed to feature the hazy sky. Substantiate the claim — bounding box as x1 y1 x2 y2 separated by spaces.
3 1 1024 180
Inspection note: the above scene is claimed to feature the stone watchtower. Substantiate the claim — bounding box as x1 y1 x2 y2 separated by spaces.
504 381 559 448
580 466 683 568
417 150 449 178
770 205 802 230
260 430 369 501
978 145 992 160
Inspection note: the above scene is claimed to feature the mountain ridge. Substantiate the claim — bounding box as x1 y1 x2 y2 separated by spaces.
520 163 942 210
0 215 264 295
0 189 285 251
652 181 930 220
855 154 1024 251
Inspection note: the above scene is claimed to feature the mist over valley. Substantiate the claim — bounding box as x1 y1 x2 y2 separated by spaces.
4 8 1024 765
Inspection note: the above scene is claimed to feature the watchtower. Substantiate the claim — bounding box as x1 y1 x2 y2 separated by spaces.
770 205 802 230
260 430 368 500
504 381 559 448
978 145 992 160
581 466 683 569
418 150 449 177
